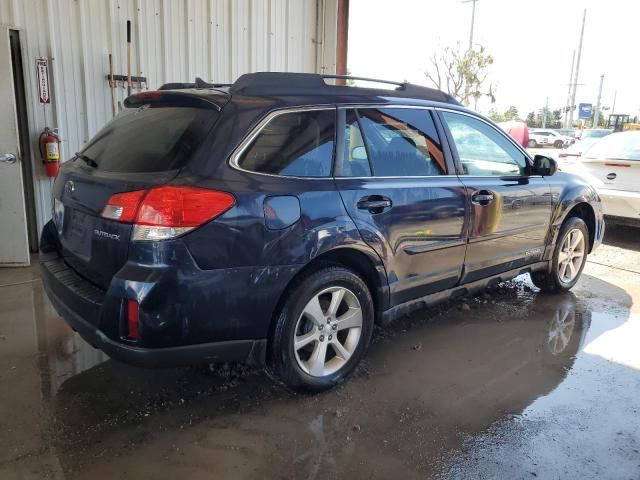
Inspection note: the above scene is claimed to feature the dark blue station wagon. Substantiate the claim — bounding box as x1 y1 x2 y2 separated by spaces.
40 73 604 390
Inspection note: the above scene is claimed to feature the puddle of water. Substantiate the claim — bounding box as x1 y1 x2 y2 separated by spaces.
0 270 637 479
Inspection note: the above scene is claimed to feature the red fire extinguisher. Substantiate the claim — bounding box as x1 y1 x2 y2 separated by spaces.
39 127 61 177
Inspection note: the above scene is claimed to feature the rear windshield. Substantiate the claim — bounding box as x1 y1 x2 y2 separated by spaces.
583 133 640 161
79 106 217 173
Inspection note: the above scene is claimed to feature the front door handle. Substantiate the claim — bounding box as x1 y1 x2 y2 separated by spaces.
357 195 392 214
471 190 495 206
0 153 17 164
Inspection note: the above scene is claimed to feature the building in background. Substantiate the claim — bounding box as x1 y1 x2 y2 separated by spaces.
0 0 341 266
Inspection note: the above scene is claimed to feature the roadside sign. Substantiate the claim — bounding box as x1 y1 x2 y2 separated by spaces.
578 103 592 120
36 58 50 104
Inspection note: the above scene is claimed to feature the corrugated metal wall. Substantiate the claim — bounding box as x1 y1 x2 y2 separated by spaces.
0 0 337 236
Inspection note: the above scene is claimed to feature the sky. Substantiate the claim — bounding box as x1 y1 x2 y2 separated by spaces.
348 0 640 119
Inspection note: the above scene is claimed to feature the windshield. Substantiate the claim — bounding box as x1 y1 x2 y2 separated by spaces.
80 106 218 173
583 132 640 160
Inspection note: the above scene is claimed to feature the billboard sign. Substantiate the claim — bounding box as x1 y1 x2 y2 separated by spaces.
578 103 593 120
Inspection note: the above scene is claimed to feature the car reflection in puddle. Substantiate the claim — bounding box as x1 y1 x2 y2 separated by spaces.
33 277 622 479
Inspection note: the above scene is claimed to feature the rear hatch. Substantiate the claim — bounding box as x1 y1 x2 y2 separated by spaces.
578 132 640 192
53 92 225 289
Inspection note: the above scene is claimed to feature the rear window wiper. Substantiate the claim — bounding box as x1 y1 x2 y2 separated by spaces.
74 152 98 168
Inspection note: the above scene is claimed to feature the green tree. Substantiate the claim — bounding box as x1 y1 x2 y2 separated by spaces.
536 107 554 128
503 106 519 121
425 43 495 107
488 108 505 123
526 112 537 128
590 109 608 128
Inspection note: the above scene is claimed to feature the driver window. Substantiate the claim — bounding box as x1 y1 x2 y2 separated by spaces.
442 111 527 176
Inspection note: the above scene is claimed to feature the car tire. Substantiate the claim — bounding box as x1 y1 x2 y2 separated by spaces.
267 264 374 392
531 216 589 293
527 139 537 148
554 140 564 148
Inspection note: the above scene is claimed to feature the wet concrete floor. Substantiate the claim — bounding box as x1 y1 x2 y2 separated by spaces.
1 225 639 479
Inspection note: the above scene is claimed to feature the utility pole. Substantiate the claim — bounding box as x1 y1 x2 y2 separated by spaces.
461 0 479 50
542 97 549 128
564 50 575 129
568 9 587 128
612 89 617 114
593 74 604 127
461 0 479 108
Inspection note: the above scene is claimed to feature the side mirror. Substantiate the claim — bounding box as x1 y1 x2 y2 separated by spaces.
532 154 558 176
351 146 367 161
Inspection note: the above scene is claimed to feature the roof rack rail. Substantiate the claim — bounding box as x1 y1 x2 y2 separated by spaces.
229 72 460 105
158 77 232 91
322 74 407 87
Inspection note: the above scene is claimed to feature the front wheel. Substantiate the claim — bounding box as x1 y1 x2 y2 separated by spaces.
527 139 538 148
554 140 564 148
267 265 374 391
531 216 589 293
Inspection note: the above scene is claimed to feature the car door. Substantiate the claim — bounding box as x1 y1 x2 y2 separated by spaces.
438 110 553 283
335 107 468 306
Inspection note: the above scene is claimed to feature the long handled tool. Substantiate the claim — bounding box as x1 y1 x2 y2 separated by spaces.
108 53 116 116
126 20 132 96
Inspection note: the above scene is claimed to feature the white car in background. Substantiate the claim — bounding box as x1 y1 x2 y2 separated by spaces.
528 129 574 149
562 131 640 227
558 129 613 163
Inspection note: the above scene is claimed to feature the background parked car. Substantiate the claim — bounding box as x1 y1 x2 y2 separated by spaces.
561 131 640 226
558 128 613 163
528 129 574 149
556 128 577 138
577 128 613 141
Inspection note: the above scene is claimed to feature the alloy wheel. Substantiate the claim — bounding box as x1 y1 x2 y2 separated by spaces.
293 286 363 377
557 228 585 283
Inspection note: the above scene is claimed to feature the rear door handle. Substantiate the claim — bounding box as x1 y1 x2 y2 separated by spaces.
357 196 392 213
471 190 495 205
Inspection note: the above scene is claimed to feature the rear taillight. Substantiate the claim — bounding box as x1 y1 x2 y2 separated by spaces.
604 163 630 167
101 186 235 241
101 190 147 222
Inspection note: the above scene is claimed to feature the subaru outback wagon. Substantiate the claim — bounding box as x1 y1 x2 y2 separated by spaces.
40 73 604 391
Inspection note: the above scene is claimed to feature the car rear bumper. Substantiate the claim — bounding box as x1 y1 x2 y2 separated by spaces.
40 254 267 367
38 217 299 368
599 188 640 221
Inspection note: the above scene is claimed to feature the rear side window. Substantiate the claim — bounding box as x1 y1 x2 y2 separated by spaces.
80 106 217 173
344 108 446 177
237 109 336 177
341 110 372 177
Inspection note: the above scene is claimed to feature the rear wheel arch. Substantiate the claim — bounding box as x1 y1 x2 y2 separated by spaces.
267 247 387 345
564 202 596 252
